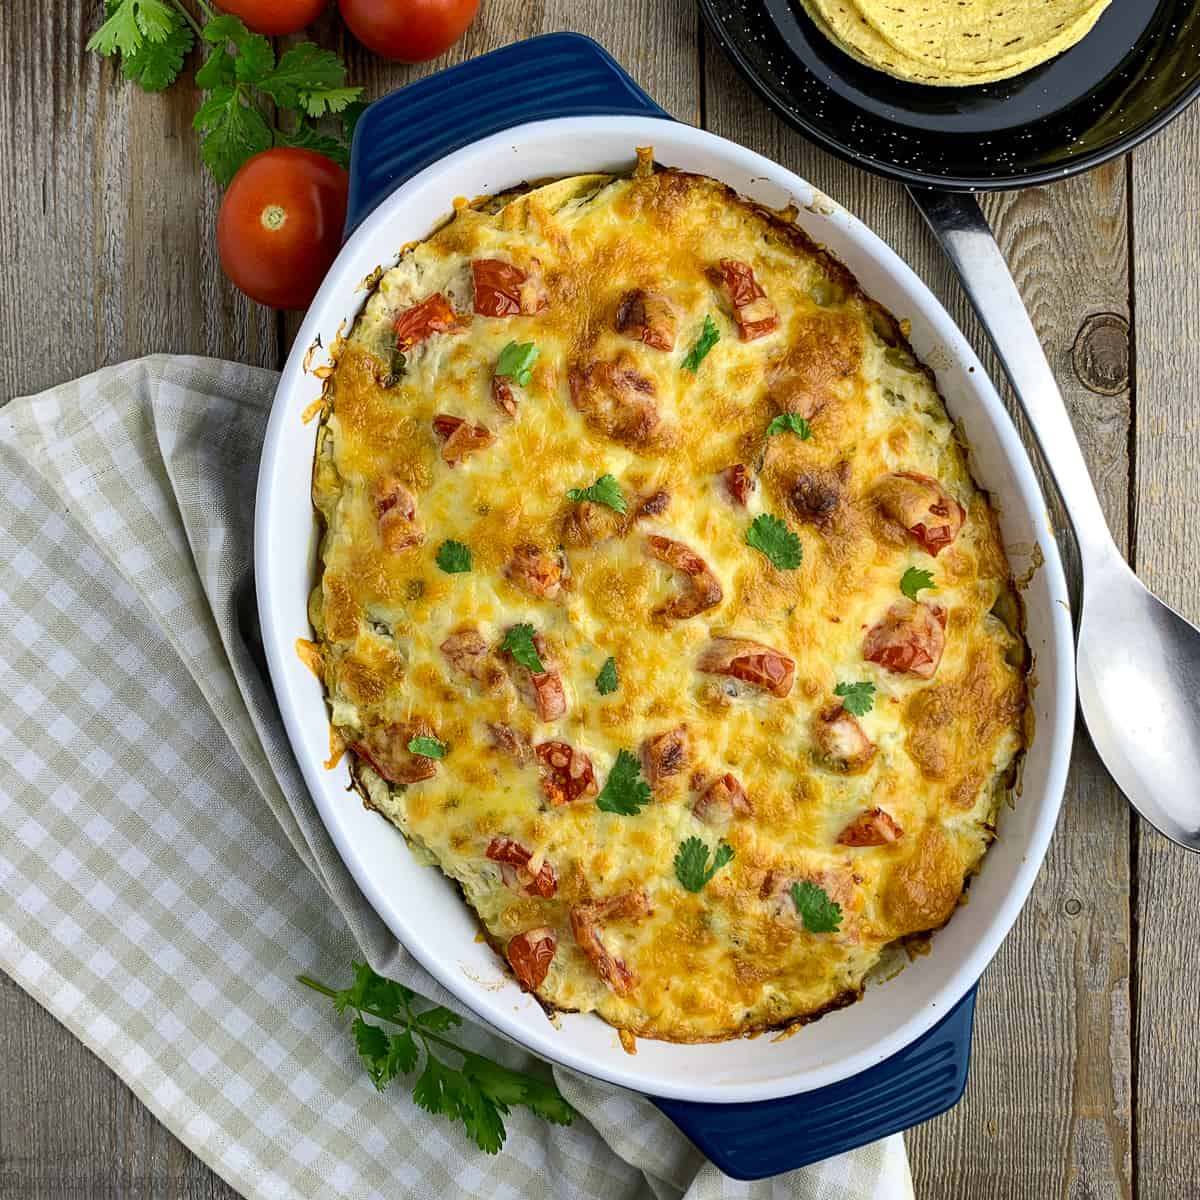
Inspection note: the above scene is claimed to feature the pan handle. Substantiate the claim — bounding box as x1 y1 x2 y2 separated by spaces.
907 188 1118 573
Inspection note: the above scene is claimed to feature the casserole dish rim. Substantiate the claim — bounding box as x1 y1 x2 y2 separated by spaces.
255 113 1075 1102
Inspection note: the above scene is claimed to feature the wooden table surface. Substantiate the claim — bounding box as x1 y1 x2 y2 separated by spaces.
2 2 1196 1196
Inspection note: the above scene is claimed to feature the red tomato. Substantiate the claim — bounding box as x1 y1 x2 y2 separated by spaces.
338 0 480 62
215 0 328 35
217 148 347 310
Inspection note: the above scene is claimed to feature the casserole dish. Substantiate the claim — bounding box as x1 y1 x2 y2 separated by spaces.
255 32 1073 1148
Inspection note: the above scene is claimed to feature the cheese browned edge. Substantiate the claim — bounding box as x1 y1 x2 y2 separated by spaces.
307 152 1028 1043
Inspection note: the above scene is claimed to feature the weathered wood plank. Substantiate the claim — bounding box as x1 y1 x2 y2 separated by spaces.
0 969 237 1200
0 0 275 402
1129 97 1200 1200
702 41 1133 1198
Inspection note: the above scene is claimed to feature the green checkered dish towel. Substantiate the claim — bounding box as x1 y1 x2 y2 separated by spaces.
0 356 913 1200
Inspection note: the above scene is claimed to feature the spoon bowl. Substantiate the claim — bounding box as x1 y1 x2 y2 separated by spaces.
1078 553 1200 849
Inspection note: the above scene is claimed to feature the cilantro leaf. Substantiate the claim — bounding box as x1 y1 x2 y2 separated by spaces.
674 837 735 892
746 513 803 570
834 680 876 717
117 5 193 91
791 881 843 933
900 566 935 601
435 539 472 574
765 412 812 440
595 656 619 696
261 43 363 116
274 121 351 167
415 1007 463 1033
566 473 627 515
341 99 367 139
596 749 652 816
682 314 720 371
195 45 235 89
386 1028 419 1076
496 341 539 386
234 34 276 85
352 1016 393 1090
88 0 177 56
299 963 574 1154
193 85 273 187
407 736 446 760
201 14 256 49
501 624 544 673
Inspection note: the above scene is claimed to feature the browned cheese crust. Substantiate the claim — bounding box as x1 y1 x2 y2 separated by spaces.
308 154 1028 1042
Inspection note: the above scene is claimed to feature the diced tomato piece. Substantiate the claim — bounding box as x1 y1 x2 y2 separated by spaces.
873 472 966 556
472 258 547 317
838 807 904 847
486 837 557 899
863 601 947 679
350 719 438 785
697 636 795 698
393 293 461 349
722 464 755 506
717 258 779 341
506 927 557 991
534 741 598 805
431 414 494 466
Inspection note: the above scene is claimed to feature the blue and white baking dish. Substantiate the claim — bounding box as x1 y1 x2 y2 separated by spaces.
255 35 1075 1179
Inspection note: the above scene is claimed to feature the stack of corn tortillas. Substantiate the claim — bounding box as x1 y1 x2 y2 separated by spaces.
799 0 1112 86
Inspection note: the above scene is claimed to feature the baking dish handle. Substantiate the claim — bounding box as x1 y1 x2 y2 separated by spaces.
651 986 977 1181
344 33 672 236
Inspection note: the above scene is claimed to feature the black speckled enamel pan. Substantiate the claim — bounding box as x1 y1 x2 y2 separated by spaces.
702 0 1200 190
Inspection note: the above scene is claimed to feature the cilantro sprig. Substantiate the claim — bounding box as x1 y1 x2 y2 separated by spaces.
408 736 447 760
682 314 720 371
746 513 803 570
834 680 876 717
900 566 935 601
298 963 573 1154
595 656 619 696
674 838 734 892
791 881 843 934
87 2 364 186
596 750 652 815
566 473 627 515
496 341 539 387
765 412 812 440
502 624 545 674
436 540 473 574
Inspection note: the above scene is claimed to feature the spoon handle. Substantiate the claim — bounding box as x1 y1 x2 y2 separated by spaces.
908 188 1117 568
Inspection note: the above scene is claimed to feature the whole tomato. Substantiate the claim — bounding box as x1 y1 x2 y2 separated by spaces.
215 0 328 35
217 148 348 310
338 0 480 62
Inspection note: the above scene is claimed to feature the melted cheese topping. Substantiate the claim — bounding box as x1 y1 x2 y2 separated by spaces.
310 158 1027 1043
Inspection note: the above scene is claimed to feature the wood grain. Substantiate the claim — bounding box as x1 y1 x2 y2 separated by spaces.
3 0 1187 1194
701 42 1134 1199
0 1 275 402
1129 97 1200 1200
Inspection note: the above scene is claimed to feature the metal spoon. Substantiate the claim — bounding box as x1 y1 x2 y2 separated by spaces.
911 188 1200 852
